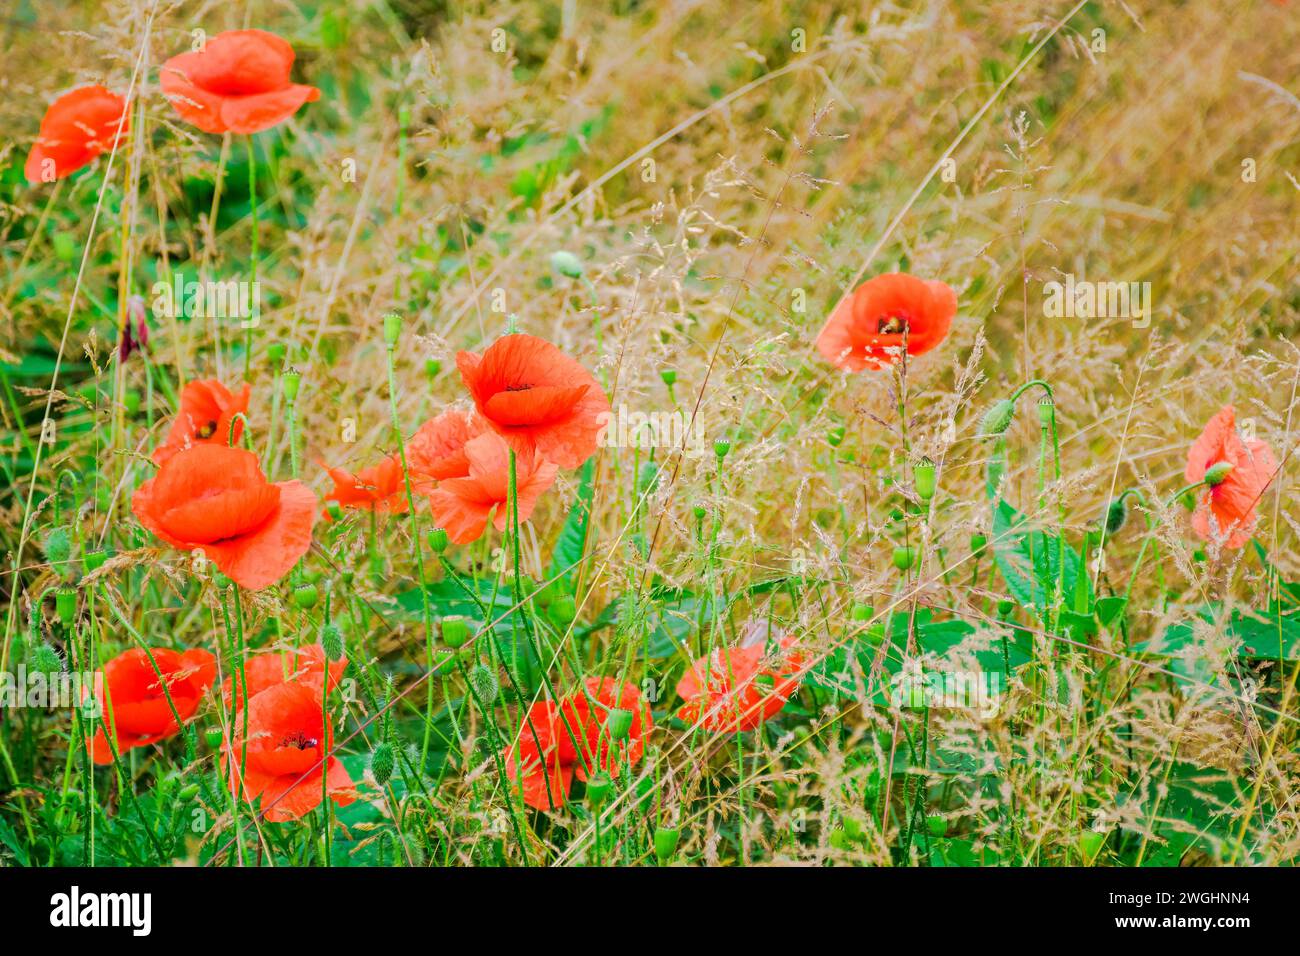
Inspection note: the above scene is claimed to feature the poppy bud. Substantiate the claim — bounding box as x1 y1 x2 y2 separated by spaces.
548 595 577 628
980 399 1016 437
850 602 873 622
827 425 847 447
425 358 441 378
383 312 402 347
266 342 287 365
550 250 584 279
469 663 499 705
293 583 319 610
31 643 62 675
1104 497 1129 534
892 545 916 571
970 533 987 555
654 825 680 863
432 647 458 677
203 727 221 750
340 569 355 585
585 771 612 808
714 439 731 459
321 622 345 661
43 526 72 568
441 616 472 648
427 528 448 553
178 782 201 802
371 742 395 786
914 457 936 501
997 599 1015 616
606 708 634 741
54 587 77 628
1203 461 1234 487
660 368 677 386
692 505 707 521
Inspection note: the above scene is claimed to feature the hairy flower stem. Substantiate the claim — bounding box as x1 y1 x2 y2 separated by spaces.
242 134 259 379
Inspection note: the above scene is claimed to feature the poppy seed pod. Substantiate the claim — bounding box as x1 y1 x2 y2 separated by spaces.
427 528 449 553
585 771 612 808
1203 461 1234 487
606 708 635 741
1037 397 1056 427
282 369 301 402
54 587 77 628
550 250 584 279
654 825 681 863
204 728 223 750
370 742 395 786
714 439 731 459
266 342 287 365
441 616 472 648
383 312 402 347
980 399 1017 437
293 583 319 610
914 457 937 501
660 368 677 386
892 545 916 571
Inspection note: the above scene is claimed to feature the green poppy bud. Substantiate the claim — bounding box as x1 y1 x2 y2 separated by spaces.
914 457 936 501
32 643 63 675
892 545 916 571
997 599 1015 616
425 358 442 378
44 526 72 568
980 399 1016 437
266 342 287 365
204 728 222 749
292 583 319 610
1203 461 1233 487
692 505 707 521
54 587 77 628
426 528 449 553
441 616 472 648
970 533 987 555
321 622 345 661
371 742 395 786
660 368 677 386
469 664 499 705
1104 497 1128 534
550 250 585 279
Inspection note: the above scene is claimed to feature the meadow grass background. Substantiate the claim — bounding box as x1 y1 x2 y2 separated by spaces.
0 0 1298 866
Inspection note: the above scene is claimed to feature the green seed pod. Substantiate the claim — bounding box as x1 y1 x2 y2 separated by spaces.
426 528 449 553
980 399 1017 437
469 664 499 705
1203 461 1234 487
54 587 77 628
293 583 319 610
826 425 847 447
326 500 344 522
1037 397 1055 426
547 595 577 629
850 602 873 622
913 457 936 501
1104 497 1129 534
892 545 916 571
692 505 707 521
340 569 355 585
432 647 458 677
282 369 301 402
321 622 345 661
441 616 472 649
654 825 681 863
383 312 402 347
266 342 287 365
606 708 634 741
659 368 677 386
178 782 201 802
204 728 222 749
32 643 63 675
970 533 987 555
585 771 612 808
371 742 395 786
997 599 1015 616
550 250 584 279
713 439 731 459
83 549 110 574
425 358 442 378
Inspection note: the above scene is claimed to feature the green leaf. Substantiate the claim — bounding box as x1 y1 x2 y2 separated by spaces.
1137 602 1300 662
546 457 594 590
992 499 1088 618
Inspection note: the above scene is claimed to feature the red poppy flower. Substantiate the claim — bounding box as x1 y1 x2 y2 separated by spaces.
457 334 610 469
1184 405 1278 549
677 623 805 733
153 379 251 465
88 647 216 765
222 682 356 823
132 443 316 590
160 30 320 135
323 453 434 515
815 273 957 372
25 85 129 184
503 679 653 811
407 407 489 480
224 644 346 710
428 432 558 544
